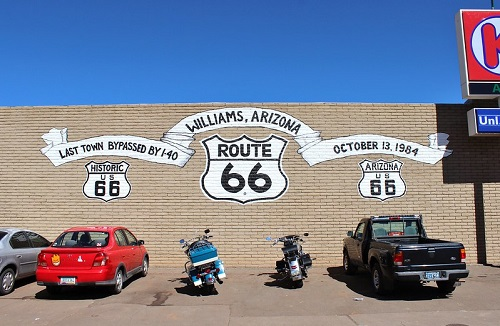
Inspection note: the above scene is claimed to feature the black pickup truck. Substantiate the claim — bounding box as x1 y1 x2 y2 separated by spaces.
343 214 469 295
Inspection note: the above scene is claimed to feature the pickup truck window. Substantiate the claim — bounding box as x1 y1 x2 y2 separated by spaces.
372 219 419 237
354 222 366 240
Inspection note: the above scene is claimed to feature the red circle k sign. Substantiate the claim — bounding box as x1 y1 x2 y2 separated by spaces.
460 10 500 80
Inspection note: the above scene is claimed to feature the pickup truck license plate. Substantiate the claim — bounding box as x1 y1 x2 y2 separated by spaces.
424 271 441 280
60 277 76 285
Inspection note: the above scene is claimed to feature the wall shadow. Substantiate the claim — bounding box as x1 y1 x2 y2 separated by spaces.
436 100 500 263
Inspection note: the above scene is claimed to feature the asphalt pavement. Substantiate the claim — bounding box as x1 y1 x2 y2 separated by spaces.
1 264 499 326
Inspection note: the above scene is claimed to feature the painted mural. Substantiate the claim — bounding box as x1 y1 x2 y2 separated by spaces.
40 107 452 203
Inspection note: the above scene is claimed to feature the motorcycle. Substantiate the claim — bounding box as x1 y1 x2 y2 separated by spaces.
266 233 313 288
180 229 226 295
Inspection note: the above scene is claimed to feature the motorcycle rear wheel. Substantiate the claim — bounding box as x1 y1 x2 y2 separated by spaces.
204 284 217 295
292 279 303 288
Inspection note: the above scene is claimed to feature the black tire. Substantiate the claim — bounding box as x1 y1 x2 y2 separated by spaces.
46 285 62 295
343 251 357 275
140 257 149 277
0 268 15 295
437 280 456 294
110 269 124 295
204 283 216 295
371 262 393 295
292 279 304 288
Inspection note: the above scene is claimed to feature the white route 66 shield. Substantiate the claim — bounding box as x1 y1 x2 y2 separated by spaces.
358 159 406 201
201 134 289 204
83 161 131 202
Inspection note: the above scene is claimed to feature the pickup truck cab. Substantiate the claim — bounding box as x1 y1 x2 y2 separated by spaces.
343 215 469 295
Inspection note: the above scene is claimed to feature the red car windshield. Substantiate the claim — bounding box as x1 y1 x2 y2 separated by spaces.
52 231 109 248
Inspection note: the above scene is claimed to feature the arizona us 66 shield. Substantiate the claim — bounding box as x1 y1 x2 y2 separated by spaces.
358 159 406 201
201 134 288 204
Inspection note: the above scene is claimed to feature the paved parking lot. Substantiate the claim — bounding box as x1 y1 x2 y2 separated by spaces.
1 264 499 326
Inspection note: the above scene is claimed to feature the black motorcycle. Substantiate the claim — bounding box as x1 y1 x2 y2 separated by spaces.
266 233 313 288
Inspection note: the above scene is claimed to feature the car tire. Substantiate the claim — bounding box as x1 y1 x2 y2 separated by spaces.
110 269 124 295
0 268 15 295
343 251 357 275
437 280 456 295
372 262 393 295
140 257 149 277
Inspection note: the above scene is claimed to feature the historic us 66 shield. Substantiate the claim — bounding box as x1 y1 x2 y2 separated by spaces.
201 134 289 204
83 161 131 202
358 159 406 201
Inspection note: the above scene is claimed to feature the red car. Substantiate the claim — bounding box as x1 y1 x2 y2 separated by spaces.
36 226 149 295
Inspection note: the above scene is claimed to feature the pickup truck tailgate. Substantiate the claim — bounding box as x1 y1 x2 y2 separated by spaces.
398 242 464 269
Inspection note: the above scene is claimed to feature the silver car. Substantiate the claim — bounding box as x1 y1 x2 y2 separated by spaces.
0 228 51 295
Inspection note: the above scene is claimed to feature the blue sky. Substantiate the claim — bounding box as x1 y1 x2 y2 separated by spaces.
0 1 492 106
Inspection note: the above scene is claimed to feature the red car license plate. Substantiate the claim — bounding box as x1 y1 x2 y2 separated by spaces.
60 277 76 285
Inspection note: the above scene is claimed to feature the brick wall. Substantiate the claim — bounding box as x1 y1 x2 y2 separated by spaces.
1 102 499 267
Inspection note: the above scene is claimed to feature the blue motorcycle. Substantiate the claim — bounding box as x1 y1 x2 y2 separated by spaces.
180 229 226 295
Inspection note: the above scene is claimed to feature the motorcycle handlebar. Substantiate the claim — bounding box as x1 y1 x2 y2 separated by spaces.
180 234 214 248
268 234 306 246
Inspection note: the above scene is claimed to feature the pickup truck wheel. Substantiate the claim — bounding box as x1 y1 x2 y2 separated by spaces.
437 280 456 294
343 251 357 275
372 262 393 295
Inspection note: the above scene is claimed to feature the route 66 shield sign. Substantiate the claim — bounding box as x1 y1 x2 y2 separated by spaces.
201 134 289 204
358 159 406 201
83 161 131 202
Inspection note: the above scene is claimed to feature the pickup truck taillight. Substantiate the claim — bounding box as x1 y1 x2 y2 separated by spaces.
460 248 466 262
393 251 403 266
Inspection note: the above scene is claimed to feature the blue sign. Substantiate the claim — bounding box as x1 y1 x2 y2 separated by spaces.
468 108 500 136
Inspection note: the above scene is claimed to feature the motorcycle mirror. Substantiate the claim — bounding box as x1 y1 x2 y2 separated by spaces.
204 229 210 234
303 232 309 237
265 236 272 241
179 239 185 244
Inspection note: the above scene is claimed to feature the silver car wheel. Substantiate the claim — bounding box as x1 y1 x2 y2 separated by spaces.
1 269 15 294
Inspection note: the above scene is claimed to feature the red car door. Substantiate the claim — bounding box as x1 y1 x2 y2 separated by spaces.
122 229 143 269
112 229 135 273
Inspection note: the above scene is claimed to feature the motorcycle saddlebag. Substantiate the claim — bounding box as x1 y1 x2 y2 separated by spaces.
300 253 313 268
214 259 226 279
188 268 202 286
188 241 219 266
275 260 287 272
